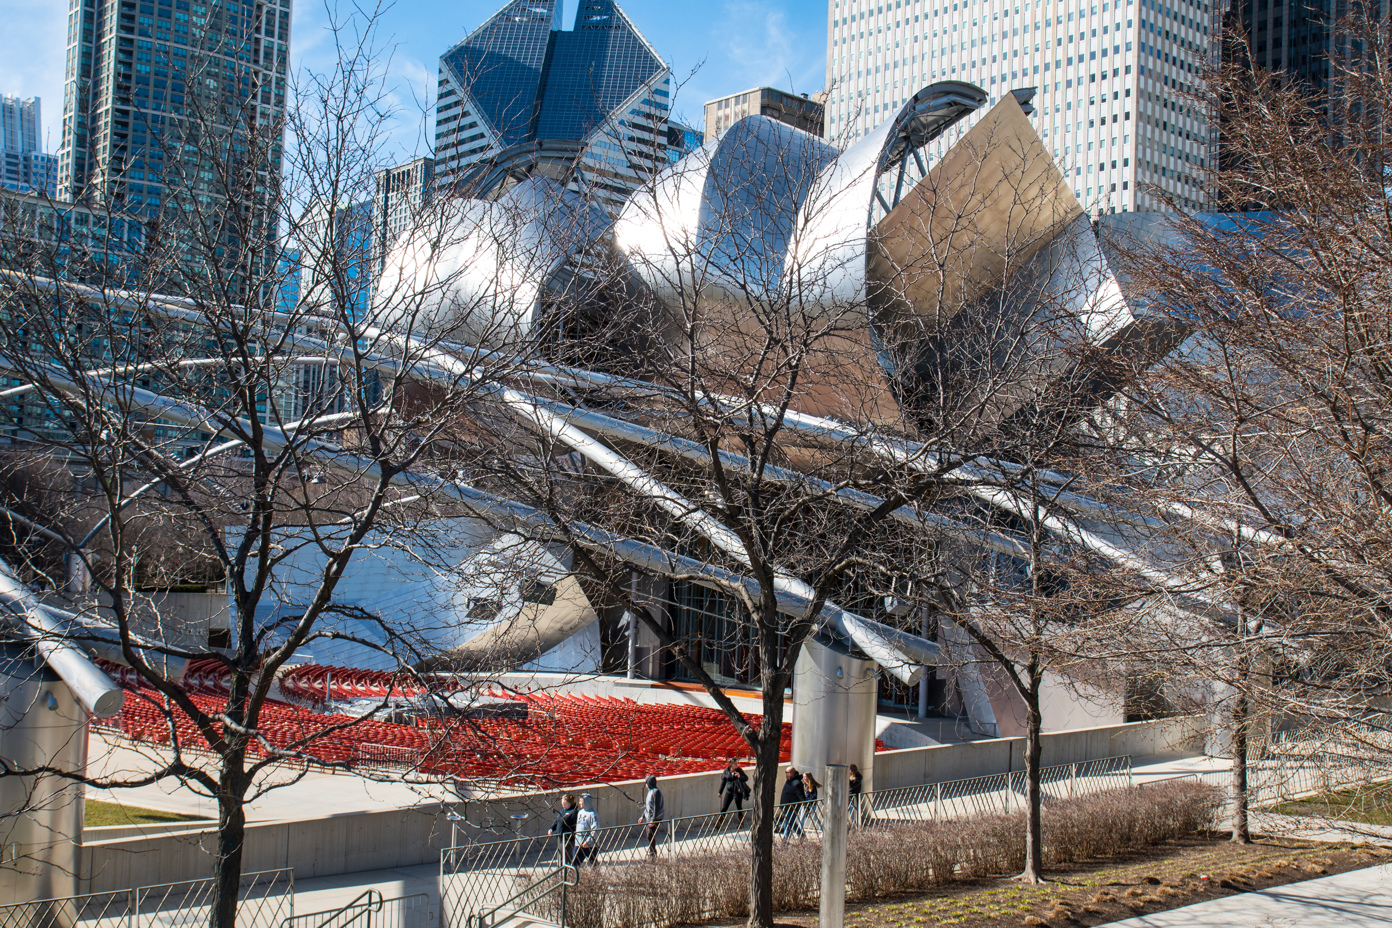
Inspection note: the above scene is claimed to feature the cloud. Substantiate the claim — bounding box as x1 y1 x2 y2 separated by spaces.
673 0 827 128
719 1 825 95
0 3 69 150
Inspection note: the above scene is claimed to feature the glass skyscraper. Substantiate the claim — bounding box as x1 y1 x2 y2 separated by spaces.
0 97 57 197
58 0 291 286
435 0 672 213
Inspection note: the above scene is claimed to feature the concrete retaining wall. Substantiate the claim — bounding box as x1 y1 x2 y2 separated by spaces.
78 715 1206 893
873 714 1207 790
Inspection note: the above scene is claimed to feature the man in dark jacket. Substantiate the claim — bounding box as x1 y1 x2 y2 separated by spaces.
639 774 665 857
777 766 806 842
548 793 578 863
718 759 750 828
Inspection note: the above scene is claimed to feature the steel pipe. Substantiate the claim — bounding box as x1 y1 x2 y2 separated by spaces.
0 560 124 718
0 355 936 676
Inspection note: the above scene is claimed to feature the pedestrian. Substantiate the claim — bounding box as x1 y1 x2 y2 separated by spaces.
801 771 822 832
718 758 750 827
848 763 864 827
778 766 805 843
548 793 578 864
638 774 665 857
573 792 598 867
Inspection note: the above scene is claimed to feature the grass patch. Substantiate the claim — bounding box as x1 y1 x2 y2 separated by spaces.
84 800 205 827
1272 781 1392 826
736 837 1388 928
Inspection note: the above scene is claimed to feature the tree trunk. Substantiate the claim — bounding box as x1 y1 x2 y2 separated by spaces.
1020 683 1044 883
747 699 784 928
211 764 248 928
1231 674 1251 844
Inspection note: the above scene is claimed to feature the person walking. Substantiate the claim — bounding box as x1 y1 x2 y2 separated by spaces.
778 766 806 843
548 793 578 864
573 793 599 867
718 759 750 828
848 763 865 827
801 771 822 833
639 774 665 858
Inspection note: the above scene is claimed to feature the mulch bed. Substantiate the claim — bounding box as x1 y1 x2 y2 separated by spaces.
701 834 1392 928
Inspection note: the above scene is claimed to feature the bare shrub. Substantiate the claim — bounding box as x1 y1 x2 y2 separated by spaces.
543 783 1219 928
1045 782 1221 864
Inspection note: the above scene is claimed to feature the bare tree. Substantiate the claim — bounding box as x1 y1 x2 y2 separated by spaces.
0 8 540 924
452 84 1157 910
1097 8 1392 843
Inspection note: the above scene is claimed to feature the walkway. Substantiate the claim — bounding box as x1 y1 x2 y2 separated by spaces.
267 753 1234 921
293 863 442 921
84 730 454 821
1097 860 1392 927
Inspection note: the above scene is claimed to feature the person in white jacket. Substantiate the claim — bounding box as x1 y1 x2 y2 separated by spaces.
573 792 599 866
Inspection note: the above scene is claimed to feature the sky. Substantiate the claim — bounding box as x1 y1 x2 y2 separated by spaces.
0 0 830 164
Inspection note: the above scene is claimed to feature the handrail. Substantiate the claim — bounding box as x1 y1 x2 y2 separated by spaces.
283 889 383 928
473 865 575 928
0 867 294 928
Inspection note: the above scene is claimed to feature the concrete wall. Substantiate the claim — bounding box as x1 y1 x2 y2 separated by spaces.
874 714 1206 789
77 715 1205 893
981 666 1126 739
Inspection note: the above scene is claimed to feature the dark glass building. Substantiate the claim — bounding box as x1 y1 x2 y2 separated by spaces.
435 0 672 213
1220 0 1381 92
57 0 290 290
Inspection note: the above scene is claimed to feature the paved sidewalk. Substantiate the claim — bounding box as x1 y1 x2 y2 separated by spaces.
1097 861 1392 927
266 754 1234 919
292 863 441 921
84 730 455 821
1253 810 1392 847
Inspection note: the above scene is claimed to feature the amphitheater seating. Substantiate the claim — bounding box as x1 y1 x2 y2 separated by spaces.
92 660 846 788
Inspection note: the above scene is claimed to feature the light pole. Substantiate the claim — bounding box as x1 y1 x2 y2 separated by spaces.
819 765 849 928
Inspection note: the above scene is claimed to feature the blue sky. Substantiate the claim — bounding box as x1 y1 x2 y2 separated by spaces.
0 0 829 163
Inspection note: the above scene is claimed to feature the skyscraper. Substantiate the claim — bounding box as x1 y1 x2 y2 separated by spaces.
372 157 434 274
704 87 826 140
293 199 373 319
0 96 57 197
1224 0 1390 95
58 0 291 257
665 121 703 163
434 0 672 213
824 0 1213 215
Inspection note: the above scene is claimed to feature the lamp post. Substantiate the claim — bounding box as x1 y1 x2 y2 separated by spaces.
819 765 849 928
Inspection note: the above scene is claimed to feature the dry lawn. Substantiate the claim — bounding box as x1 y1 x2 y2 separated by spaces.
717 836 1391 928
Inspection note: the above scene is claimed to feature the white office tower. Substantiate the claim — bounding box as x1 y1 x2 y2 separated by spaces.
824 0 1213 214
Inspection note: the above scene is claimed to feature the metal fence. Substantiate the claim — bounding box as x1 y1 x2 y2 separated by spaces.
1143 723 1392 823
861 755 1132 824
283 891 428 928
0 869 293 928
439 756 1133 928
1254 719 1392 806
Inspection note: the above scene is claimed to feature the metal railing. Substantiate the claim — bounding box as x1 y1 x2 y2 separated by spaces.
473 866 575 928
439 756 1134 928
0 868 293 928
283 892 428 928
860 755 1132 825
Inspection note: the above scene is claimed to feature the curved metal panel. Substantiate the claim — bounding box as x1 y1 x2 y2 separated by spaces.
611 127 717 308
614 115 837 308
785 82 988 310
791 637 879 794
373 176 610 349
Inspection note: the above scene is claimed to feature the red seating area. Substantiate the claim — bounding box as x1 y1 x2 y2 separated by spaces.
98 661 809 788
279 664 432 701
